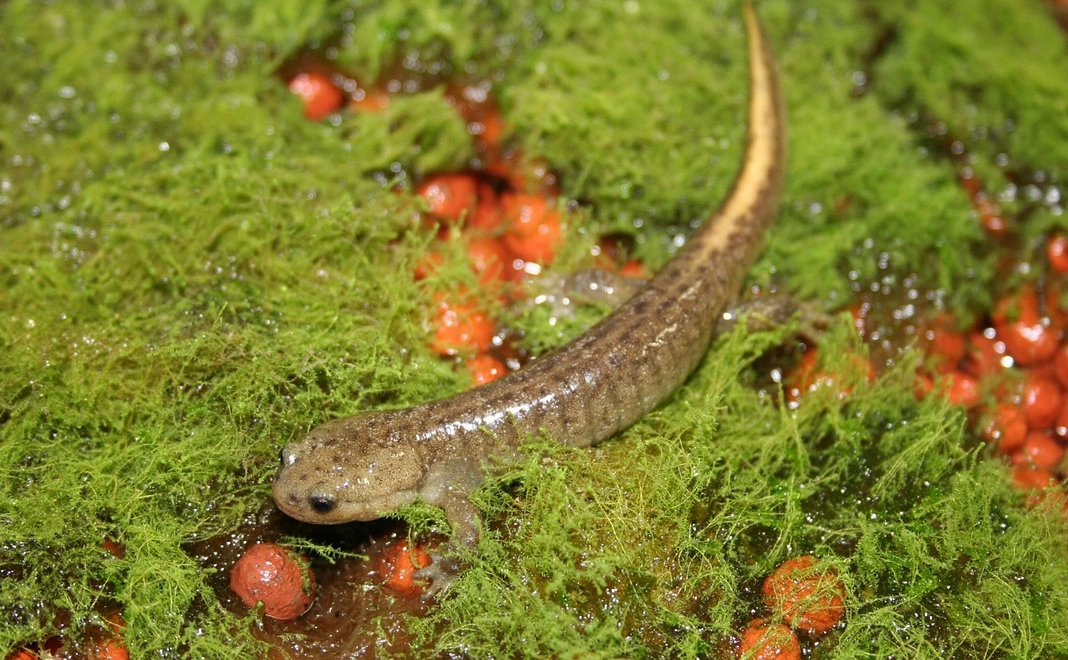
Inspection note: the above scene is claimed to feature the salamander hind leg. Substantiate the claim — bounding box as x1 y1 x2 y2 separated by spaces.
529 268 646 319
716 294 832 345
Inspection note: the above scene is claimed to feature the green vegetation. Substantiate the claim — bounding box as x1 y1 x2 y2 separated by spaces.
1 0 1067 657
417 323 1068 657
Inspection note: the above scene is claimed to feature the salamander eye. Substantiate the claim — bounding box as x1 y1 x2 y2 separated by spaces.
309 492 336 514
280 445 299 467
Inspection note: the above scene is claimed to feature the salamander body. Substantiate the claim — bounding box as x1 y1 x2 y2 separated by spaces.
273 2 786 549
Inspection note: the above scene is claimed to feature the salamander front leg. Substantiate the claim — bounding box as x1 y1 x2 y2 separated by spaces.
413 460 485 597
413 487 481 597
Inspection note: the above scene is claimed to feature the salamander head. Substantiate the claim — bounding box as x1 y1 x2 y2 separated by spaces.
272 414 424 524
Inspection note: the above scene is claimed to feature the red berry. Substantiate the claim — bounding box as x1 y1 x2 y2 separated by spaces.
466 236 515 286
786 349 872 404
1012 432 1065 471
417 174 480 225
469 180 504 230
378 539 432 597
413 250 445 281
1055 399 1068 439
1011 465 1058 491
619 259 648 279
468 354 507 387
351 87 390 112
1053 344 1068 389
1022 373 1064 431
471 104 505 155
964 328 1007 377
993 287 1062 367
943 370 981 408
428 292 495 357
982 403 1029 452
288 72 344 121
959 171 983 198
230 543 316 620
1049 235 1068 274
923 320 967 374
975 196 1007 238
501 193 563 263
736 619 801 660
102 535 126 558
762 555 846 636
88 640 128 660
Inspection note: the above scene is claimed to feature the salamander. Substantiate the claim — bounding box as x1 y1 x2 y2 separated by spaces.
273 1 785 560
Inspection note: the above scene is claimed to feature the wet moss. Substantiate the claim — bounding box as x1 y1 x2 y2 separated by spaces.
2 0 1068 657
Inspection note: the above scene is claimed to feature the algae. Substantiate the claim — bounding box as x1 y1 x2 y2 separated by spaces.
1 0 1068 657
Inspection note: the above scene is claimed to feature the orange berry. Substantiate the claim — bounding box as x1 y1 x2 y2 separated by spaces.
351 87 390 112
502 156 560 196
914 370 935 400
102 535 126 559
6 651 38 660
413 250 445 281
964 328 1007 377
104 611 126 634
982 403 1029 453
473 104 505 154
501 193 563 263
993 286 1062 367
469 180 504 230
378 539 432 597
1049 235 1068 274
1054 344 1068 389
786 349 820 403
288 72 345 121
1022 373 1064 431
468 354 507 387
428 292 495 357
417 174 479 224
1011 465 1058 491
88 640 128 660
230 543 316 620
975 196 1007 238
942 370 981 408
466 237 515 286
736 619 801 660
619 259 648 279
922 319 967 374
1056 399 1068 440
786 349 872 404
1044 283 1068 331
1011 432 1064 471
762 555 846 637
959 171 983 198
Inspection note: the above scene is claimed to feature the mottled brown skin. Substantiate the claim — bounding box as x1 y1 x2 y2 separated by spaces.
274 3 785 555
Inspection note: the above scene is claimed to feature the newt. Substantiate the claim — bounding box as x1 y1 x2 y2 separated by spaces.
273 1 785 581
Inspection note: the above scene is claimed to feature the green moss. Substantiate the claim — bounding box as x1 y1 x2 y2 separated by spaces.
2 0 1068 657
872 0 1068 184
413 324 1068 657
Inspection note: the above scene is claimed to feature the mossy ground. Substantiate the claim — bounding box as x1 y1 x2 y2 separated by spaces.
1 0 1067 657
